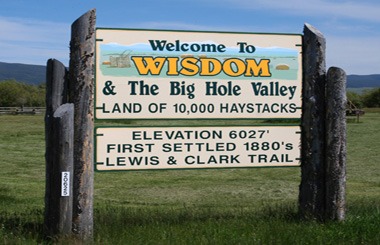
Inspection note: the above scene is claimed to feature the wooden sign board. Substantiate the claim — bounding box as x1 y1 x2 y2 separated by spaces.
95 126 301 171
95 29 302 119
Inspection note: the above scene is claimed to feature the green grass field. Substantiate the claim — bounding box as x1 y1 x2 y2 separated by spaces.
0 111 379 244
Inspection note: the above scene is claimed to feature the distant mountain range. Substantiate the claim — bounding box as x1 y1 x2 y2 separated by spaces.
345 74 380 88
0 62 46 85
0 61 379 88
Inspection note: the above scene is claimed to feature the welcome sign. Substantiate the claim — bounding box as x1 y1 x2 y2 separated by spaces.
95 29 302 119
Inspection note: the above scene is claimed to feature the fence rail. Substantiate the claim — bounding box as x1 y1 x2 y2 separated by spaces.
0 107 45 115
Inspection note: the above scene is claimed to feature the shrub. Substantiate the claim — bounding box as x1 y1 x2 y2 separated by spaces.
0 80 45 107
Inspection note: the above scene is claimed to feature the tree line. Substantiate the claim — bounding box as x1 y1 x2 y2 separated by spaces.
347 88 380 108
0 80 45 107
0 79 379 108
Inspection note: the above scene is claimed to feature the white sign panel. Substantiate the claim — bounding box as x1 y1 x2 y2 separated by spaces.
95 126 301 171
96 29 302 119
61 171 70 196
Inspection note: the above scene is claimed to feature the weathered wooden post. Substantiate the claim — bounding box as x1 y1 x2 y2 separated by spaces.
325 67 346 221
50 104 74 233
299 24 346 221
299 23 327 220
45 59 68 117
68 9 96 240
44 59 74 237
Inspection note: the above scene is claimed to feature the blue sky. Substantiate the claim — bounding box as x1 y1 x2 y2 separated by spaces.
0 0 379 75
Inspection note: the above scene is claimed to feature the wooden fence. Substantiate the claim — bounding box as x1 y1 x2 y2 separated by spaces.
0 107 45 115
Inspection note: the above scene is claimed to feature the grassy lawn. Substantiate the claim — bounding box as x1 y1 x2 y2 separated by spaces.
0 110 379 244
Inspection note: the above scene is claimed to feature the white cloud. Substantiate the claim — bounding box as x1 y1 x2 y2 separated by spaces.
117 20 250 33
326 35 380 75
129 21 211 31
220 0 380 23
0 16 70 65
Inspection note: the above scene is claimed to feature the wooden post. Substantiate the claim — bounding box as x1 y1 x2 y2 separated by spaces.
45 59 68 117
45 59 67 202
299 23 327 220
68 9 96 240
44 59 73 237
50 104 74 235
325 67 346 221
